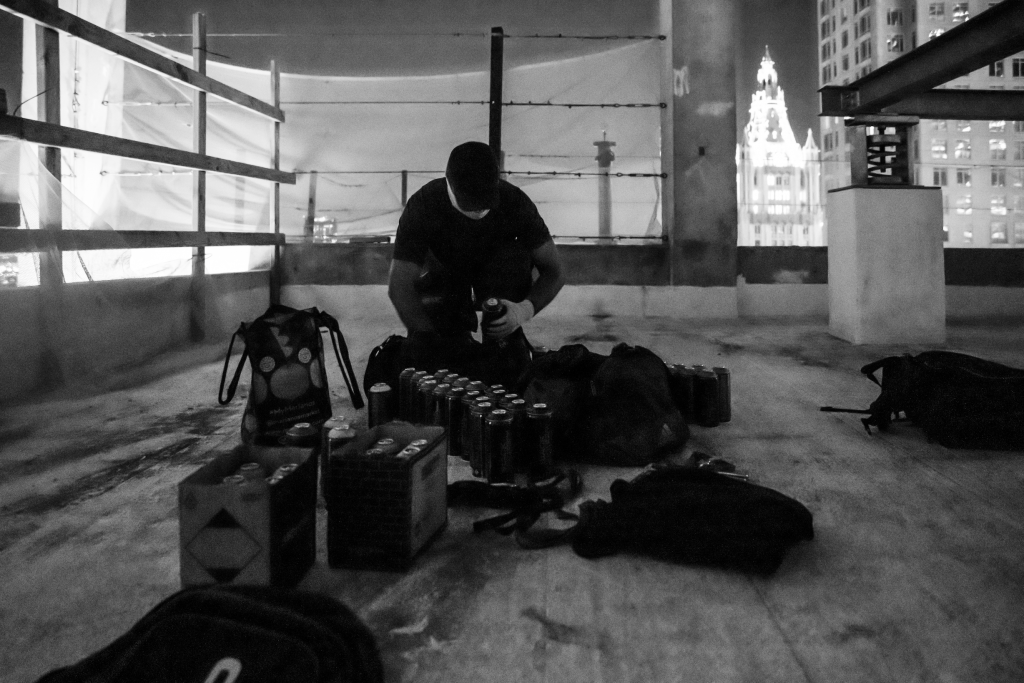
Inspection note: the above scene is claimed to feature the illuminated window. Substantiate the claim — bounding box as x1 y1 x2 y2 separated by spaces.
991 196 1007 216
964 229 974 244
955 195 973 214
929 28 946 39
992 168 1006 187
932 139 948 159
989 120 1006 132
887 34 904 52
990 138 1007 160
933 168 948 186
990 61 1005 77
992 222 1008 244
952 3 970 22
929 3 945 20
954 139 971 159
956 168 971 186
956 120 972 132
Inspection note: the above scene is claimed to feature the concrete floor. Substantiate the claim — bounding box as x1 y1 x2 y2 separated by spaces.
2 315 1023 683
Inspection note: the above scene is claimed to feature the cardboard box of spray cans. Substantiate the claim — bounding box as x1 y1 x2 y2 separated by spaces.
178 441 317 587
325 422 447 571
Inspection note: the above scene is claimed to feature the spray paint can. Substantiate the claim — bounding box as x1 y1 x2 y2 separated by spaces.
417 379 438 425
694 370 720 428
467 401 494 477
483 409 514 483
280 422 318 447
481 298 506 342
324 425 356 500
459 391 482 462
398 367 417 420
432 383 452 426
368 382 394 427
452 376 470 389
712 366 731 423
445 386 466 457
525 403 554 478
506 398 529 474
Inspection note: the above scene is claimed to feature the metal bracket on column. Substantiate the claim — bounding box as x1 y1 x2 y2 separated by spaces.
845 115 918 187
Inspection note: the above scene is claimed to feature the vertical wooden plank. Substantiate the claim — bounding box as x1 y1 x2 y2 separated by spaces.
401 169 408 207
659 0 675 279
37 0 63 388
270 59 281 306
488 26 503 166
304 170 317 239
190 12 207 341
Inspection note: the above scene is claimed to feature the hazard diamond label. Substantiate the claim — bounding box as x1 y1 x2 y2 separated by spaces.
185 509 261 583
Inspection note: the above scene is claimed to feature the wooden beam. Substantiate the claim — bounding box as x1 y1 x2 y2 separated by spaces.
304 170 318 238
0 228 285 253
0 115 296 184
0 0 285 122
270 59 282 306
818 0 1024 115
190 12 207 343
488 26 504 164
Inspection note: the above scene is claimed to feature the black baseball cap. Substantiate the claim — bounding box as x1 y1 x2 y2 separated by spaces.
445 141 500 212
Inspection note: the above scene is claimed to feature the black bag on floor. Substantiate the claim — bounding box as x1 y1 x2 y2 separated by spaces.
35 585 383 683
219 305 364 444
822 350 1024 450
517 343 688 466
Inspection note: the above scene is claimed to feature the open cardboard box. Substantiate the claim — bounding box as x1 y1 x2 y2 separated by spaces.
178 442 317 587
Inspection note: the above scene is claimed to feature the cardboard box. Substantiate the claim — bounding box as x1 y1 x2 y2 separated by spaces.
178 443 317 587
327 422 448 571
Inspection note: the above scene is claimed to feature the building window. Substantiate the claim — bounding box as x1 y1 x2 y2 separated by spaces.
821 0 828 17
1011 168 1024 187
989 120 1006 132
990 61 1005 77
932 139 948 159
931 120 948 131
956 120 972 132
842 30 849 47
954 139 971 159
1013 59 1024 78
963 229 974 244
929 28 946 39
929 3 946 20
952 3 970 22
956 168 972 186
943 225 949 242
887 9 903 25
992 222 1008 244
860 15 870 34
990 138 1007 160
1015 222 1024 245
992 168 1006 187
956 195 973 214
992 196 1007 216
1015 141 1024 161
843 55 849 71
933 168 948 186
1014 121 1024 133
887 34 904 52
821 20 830 39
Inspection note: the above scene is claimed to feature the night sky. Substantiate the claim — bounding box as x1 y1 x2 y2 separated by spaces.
0 0 818 143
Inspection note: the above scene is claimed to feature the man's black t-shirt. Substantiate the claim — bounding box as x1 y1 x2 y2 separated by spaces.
393 178 552 333
393 178 551 269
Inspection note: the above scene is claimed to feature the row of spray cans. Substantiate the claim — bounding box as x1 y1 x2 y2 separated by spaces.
367 368 555 484
222 461 299 486
667 364 732 427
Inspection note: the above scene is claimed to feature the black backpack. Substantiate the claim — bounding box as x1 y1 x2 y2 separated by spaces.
822 350 1024 450
516 343 688 466
35 586 383 683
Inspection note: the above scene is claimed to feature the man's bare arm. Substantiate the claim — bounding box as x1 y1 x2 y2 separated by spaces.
526 239 565 315
387 258 435 333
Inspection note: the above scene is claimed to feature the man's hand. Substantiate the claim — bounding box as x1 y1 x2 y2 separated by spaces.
484 299 534 339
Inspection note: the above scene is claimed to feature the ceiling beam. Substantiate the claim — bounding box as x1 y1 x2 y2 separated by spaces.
878 89 1024 120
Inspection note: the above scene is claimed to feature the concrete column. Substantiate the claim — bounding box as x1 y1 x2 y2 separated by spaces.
827 186 945 344
663 0 738 289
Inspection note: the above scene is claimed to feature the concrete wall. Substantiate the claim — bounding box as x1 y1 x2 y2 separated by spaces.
0 271 271 402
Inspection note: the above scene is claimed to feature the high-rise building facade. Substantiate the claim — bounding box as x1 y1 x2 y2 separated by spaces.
817 0 1024 248
737 49 825 247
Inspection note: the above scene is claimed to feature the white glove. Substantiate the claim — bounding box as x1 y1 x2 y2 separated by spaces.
485 298 534 339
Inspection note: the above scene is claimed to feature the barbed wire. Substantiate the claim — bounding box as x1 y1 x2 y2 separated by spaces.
123 31 663 41
281 100 665 108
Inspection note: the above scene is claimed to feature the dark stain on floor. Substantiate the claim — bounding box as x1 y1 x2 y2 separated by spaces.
521 606 611 652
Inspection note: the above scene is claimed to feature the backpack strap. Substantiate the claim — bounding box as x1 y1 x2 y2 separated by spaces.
217 324 248 405
318 311 365 410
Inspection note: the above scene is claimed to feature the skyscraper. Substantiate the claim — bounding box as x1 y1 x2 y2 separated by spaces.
737 49 825 247
818 0 1024 248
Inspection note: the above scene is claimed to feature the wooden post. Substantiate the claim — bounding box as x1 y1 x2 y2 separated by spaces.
270 59 281 305
304 170 317 239
190 12 207 341
488 26 504 166
37 0 63 388
401 169 408 207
